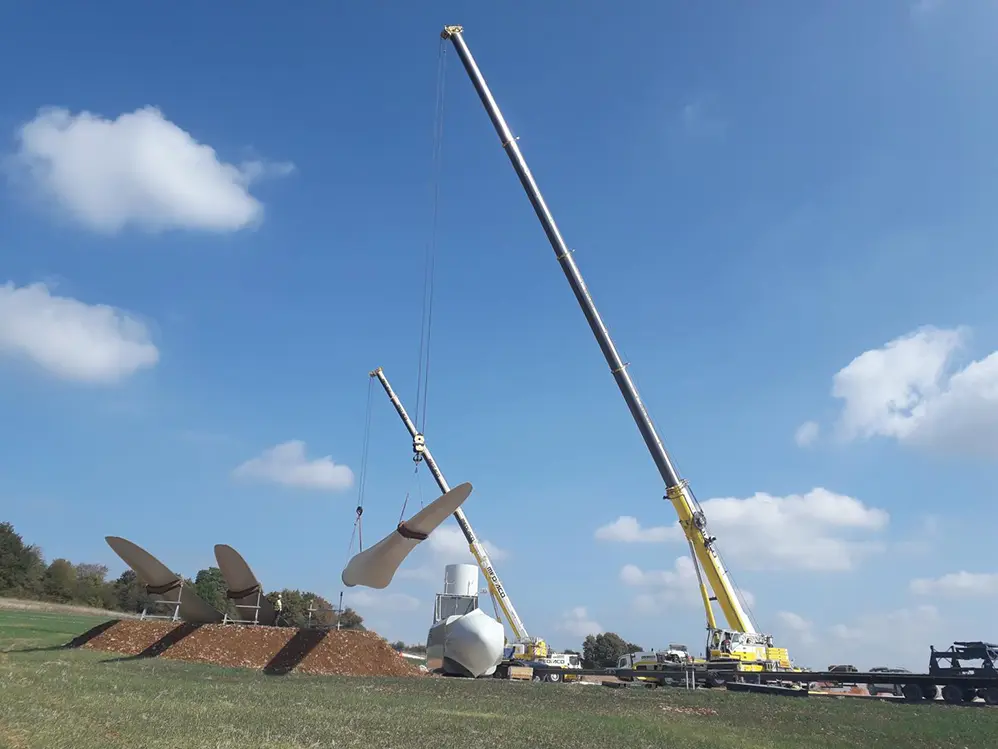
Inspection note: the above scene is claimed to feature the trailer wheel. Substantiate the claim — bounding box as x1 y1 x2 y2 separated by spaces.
921 684 940 700
983 687 998 705
902 684 923 702
941 684 964 704
705 671 727 688
962 688 978 703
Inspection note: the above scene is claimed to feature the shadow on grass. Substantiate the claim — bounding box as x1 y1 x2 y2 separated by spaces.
7 618 123 653
100 622 204 663
263 627 330 676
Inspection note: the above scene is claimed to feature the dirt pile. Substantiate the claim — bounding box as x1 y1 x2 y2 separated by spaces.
73 620 422 677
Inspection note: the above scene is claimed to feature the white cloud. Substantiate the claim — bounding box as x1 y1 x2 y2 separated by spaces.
342 588 421 613
776 611 815 645
427 525 508 564
11 106 292 233
826 326 998 457
0 281 158 383
619 557 759 615
232 440 354 491
910 571 998 597
827 605 941 670
794 420 820 447
558 606 603 639
594 516 678 543
597 488 888 572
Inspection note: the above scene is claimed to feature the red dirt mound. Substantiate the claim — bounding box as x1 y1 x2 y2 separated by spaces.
75 620 421 677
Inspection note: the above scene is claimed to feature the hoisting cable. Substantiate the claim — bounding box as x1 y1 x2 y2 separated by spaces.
345 376 375 561
413 35 449 438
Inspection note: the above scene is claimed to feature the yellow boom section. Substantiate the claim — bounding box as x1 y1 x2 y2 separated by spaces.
666 483 753 634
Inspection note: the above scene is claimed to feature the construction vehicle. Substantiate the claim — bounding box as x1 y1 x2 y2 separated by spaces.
370 366 578 670
439 24 793 678
616 645 695 683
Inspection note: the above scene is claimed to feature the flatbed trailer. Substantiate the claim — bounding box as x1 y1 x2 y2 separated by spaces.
494 661 738 686
496 662 998 704
752 669 998 704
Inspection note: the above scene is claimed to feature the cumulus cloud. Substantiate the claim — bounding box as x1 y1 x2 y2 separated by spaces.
427 525 508 563
619 556 756 615
597 488 888 572
910 571 998 597
594 516 678 543
232 440 354 491
777 604 944 670
0 281 158 383
558 606 603 638
825 325 998 457
794 420 820 447
776 611 815 645
10 106 293 233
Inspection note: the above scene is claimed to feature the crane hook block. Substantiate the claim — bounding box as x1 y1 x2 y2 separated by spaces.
413 434 426 453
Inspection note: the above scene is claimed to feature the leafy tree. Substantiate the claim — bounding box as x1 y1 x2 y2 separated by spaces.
112 570 155 614
582 632 642 669
42 559 77 603
332 606 365 630
193 567 230 613
74 563 112 608
0 521 45 597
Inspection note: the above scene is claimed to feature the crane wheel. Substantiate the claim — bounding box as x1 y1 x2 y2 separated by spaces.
705 671 726 688
941 684 964 704
901 684 923 702
983 687 998 705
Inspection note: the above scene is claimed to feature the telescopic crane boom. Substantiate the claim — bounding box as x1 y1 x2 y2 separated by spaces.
370 366 545 655
440 25 763 645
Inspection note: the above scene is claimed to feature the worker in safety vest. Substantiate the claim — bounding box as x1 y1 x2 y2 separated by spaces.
275 593 283 622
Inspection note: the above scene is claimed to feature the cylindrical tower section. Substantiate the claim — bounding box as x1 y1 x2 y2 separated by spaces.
443 563 479 596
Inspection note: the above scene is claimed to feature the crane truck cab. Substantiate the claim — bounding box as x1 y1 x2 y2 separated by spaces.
706 628 792 673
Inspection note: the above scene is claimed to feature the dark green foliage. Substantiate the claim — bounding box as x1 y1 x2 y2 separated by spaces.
582 632 643 669
0 521 45 597
265 589 365 630
193 567 232 615
112 570 155 614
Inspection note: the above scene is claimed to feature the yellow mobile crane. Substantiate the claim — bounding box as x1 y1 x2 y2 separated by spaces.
440 25 792 678
370 366 577 669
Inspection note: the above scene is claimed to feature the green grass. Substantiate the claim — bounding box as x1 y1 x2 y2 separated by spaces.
1 610 996 748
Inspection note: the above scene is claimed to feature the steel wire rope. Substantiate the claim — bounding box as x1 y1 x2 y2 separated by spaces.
414 36 449 438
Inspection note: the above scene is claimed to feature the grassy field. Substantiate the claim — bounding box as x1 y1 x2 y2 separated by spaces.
1 610 996 749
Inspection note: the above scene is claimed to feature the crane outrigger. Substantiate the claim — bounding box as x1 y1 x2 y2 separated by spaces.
440 25 792 675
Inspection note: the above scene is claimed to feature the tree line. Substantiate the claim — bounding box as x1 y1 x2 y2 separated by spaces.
0 521 364 629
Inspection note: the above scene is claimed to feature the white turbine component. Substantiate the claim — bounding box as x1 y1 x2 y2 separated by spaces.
341 482 473 589
443 563 479 597
426 608 505 677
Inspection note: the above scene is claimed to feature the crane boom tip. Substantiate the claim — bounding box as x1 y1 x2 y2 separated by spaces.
441 25 463 39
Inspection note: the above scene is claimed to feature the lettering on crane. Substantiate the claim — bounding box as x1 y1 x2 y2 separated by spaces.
485 566 507 599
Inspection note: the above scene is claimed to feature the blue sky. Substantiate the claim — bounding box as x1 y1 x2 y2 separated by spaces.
2 0 998 670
